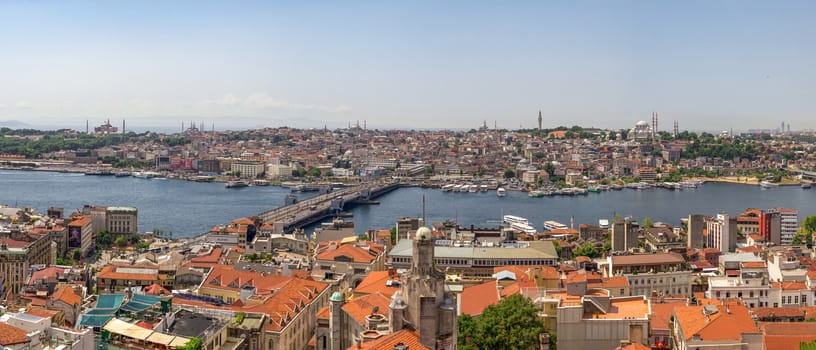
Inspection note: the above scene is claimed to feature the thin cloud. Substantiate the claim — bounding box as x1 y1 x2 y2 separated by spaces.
205 93 351 113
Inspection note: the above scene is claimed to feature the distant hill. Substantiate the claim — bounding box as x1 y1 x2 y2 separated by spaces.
0 120 31 128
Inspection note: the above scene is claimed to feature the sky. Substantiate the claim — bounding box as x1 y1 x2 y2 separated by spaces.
0 1 814 132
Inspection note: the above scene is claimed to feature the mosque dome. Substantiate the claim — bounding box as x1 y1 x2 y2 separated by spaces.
636 120 649 127
330 291 343 302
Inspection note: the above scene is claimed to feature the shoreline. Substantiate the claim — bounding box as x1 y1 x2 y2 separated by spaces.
687 176 802 186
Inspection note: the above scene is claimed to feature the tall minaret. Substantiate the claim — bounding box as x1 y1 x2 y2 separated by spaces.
86 120 89 134
538 110 542 130
673 121 679 139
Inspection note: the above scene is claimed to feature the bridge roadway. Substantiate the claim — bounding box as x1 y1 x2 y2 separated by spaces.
255 182 400 233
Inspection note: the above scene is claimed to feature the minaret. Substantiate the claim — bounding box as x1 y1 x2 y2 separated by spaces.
538 110 542 130
673 121 679 139
86 120 89 134
654 112 658 139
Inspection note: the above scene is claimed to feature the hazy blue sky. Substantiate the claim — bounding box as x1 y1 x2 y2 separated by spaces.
1 1 814 131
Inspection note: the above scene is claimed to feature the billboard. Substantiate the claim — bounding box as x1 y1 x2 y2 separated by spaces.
68 226 82 248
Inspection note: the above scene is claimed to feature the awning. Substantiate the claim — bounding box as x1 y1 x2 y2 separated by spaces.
103 318 153 340
146 332 176 346
170 336 191 348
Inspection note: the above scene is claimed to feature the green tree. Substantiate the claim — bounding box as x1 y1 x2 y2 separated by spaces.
177 337 203 350
72 250 81 261
458 294 548 350
574 243 600 258
115 236 128 248
642 217 653 228
504 168 516 179
803 215 816 233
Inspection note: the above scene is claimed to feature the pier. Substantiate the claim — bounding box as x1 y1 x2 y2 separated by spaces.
256 182 401 233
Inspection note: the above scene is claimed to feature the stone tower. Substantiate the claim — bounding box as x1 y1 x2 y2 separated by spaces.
392 226 457 349
329 291 344 350
538 110 542 130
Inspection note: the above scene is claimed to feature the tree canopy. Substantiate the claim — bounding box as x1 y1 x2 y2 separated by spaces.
458 294 548 350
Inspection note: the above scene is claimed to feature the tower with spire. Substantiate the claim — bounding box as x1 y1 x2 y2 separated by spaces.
538 110 543 131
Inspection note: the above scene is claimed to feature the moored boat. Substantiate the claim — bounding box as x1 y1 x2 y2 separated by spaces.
226 180 250 188
496 187 506 197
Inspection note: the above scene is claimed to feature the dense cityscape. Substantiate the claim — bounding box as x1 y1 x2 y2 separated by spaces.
1 119 816 350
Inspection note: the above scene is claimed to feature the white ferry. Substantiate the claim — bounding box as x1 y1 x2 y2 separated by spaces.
510 222 537 235
542 220 568 231
226 180 250 188
503 215 529 226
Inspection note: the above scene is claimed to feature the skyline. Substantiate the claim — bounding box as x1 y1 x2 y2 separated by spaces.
1 1 814 131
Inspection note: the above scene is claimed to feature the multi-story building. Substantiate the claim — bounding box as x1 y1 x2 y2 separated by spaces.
106 206 138 235
231 160 265 178
758 210 782 245
555 291 651 349
707 261 771 308
671 301 761 350
686 214 705 249
266 163 293 179
96 265 173 293
603 253 692 297
388 239 558 280
312 238 386 287
0 234 54 297
778 208 798 245
611 218 638 252
706 213 737 253
67 215 94 257
736 208 761 236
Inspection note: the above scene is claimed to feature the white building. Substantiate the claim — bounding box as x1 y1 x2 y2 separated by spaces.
266 163 293 179
230 160 264 178
706 213 737 253
778 208 798 245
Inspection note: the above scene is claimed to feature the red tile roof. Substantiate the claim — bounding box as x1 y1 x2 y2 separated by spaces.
673 303 758 342
0 323 30 346
68 216 92 227
354 270 400 298
460 281 499 316
342 293 391 326
50 285 81 306
315 240 384 264
350 329 429 350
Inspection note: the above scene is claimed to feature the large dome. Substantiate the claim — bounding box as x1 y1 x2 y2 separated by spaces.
636 120 649 127
416 227 431 241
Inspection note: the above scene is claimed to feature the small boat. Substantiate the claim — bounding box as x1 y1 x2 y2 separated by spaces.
479 185 489 192
226 180 250 188
192 175 214 182
528 190 544 198
254 179 270 186
759 181 774 189
114 171 131 177
611 184 624 190
441 184 454 192
496 187 506 197
802 182 812 189
587 187 600 193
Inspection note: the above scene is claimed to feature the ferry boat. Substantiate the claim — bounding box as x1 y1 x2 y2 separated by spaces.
253 179 270 186
226 180 250 188
542 220 568 231
759 181 774 189
503 215 530 226
496 187 506 197
192 175 215 182
510 222 537 235
132 171 157 179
